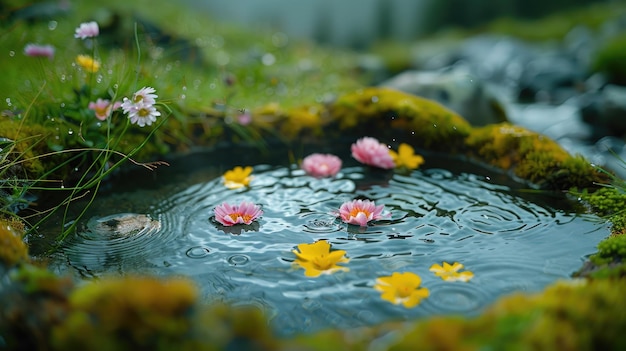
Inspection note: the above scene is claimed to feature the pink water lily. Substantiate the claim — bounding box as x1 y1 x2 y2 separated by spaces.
301 153 342 178
351 137 395 169
339 199 385 227
214 201 263 226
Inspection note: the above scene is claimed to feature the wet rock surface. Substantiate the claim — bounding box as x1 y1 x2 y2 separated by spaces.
380 15 626 178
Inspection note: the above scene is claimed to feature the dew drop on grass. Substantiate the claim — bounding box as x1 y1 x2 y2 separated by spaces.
48 21 57 30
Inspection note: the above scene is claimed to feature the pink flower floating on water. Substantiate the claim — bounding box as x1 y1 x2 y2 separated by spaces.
23 44 55 59
301 153 342 178
214 201 263 226
74 21 99 39
88 98 122 121
339 199 385 227
351 137 395 169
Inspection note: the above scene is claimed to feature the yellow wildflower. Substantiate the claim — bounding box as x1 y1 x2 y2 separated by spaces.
429 261 474 282
389 143 424 170
223 166 253 189
374 272 429 308
76 54 100 73
292 240 349 277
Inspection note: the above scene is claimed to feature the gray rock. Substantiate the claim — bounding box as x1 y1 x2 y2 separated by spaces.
379 67 507 126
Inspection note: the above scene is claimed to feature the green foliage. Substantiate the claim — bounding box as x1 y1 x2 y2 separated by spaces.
591 234 626 265
592 32 626 85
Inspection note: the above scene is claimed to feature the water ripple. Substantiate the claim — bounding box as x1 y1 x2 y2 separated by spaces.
50 155 609 336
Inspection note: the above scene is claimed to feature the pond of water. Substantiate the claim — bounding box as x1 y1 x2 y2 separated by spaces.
35 144 608 336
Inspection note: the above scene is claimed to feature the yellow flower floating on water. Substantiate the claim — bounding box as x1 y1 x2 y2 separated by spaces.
389 143 424 170
374 272 430 308
429 261 474 282
223 166 253 189
75 54 100 73
292 240 349 277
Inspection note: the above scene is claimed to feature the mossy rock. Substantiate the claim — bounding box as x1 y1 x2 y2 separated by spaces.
287 279 626 350
327 87 473 152
0 217 28 268
465 123 607 190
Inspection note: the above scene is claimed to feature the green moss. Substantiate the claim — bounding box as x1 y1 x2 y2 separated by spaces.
578 187 626 217
592 32 626 85
329 87 472 152
0 217 28 267
51 276 203 351
287 279 626 351
590 234 626 266
465 123 606 189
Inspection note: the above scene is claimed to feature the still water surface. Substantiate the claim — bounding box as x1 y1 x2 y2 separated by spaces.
41 148 607 336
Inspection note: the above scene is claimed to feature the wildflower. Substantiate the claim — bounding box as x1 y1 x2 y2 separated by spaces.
223 166 253 189
122 86 158 108
292 240 349 277
351 137 395 169
23 44 55 59
88 99 122 121
301 153 342 178
338 199 385 227
126 101 161 127
374 272 430 308
236 111 252 125
76 55 100 73
429 262 474 282
389 143 424 170
74 21 99 39
214 201 263 226
120 87 160 127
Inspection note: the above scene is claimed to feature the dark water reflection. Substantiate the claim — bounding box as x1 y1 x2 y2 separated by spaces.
39 148 608 336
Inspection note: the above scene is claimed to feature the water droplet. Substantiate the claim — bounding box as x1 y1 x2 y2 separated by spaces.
261 53 276 66
371 96 379 103
68 129 74 135
272 32 289 48
182 85 187 91
186 246 210 259
9 51 15 57
48 21 57 30
227 254 250 266
5 98 11 107
180 94 186 100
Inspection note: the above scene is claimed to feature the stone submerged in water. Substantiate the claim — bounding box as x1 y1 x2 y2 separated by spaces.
86 213 161 237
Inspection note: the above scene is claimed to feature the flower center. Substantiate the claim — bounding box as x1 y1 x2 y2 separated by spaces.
312 255 334 270
137 108 150 117
396 284 413 298
349 208 370 218
95 105 108 116
133 94 144 103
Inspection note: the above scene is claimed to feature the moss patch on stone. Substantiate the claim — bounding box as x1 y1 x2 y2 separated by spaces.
328 87 472 152
0 217 28 268
465 123 607 189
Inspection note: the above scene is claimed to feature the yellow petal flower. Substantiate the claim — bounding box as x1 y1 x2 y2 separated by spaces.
76 54 100 73
374 272 430 308
388 143 424 170
429 261 474 282
292 240 349 277
223 166 253 189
